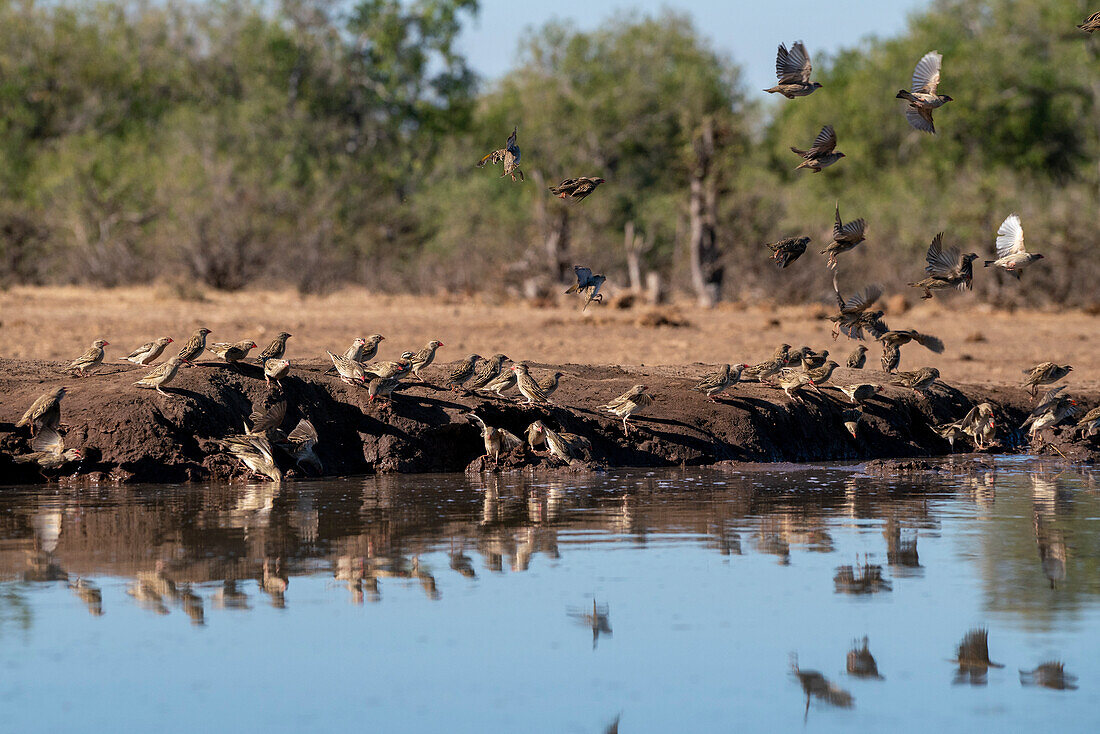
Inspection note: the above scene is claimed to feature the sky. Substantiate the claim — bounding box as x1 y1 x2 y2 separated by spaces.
457 0 931 89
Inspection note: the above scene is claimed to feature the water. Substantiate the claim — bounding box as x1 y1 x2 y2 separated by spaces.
2 458 1099 732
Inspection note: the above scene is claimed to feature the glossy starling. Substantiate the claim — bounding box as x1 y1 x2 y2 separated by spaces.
896 51 952 134
69 339 109 376
1021 362 1072 397
889 367 940 396
791 125 844 172
908 233 977 299
125 337 173 365
258 332 292 363
847 345 867 369
766 236 810 268
764 41 822 98
17 387 66 436
821 204 867 269
134 357 182 395
13 427 82 470
602 385 654 435
177 328 212 365
985 215 1043 278
477 126 523 182
565 265 606 311
548 177 605 201
409 340 445 380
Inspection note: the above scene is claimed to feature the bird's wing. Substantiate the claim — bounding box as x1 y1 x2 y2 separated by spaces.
126 342 154 359
810 125 837 155
573 265 593 285
776 41 808 83
250 401 287 434
844 284 883 313
924 233 957 277
904 105 936 133
911 51 942 94
499 429 524 451
287 419 318 449
142 362 170 380
912 332 945 353
477 148 506 167
832 204 844 238
995 214 1025 257
31 427 64 455
838 217 867 241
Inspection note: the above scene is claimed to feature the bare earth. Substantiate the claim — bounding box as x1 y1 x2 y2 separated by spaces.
1 286 1096 389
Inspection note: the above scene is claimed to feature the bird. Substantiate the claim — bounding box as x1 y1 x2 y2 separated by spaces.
368 376 401 404
324 336 369 375
790 654 853 719
935 419 969 451
847 345 867 369
959 402 996 449
409 340 445 380
880 343 901 374
843 409 862 439
765 236 810 269
446 354 482 392
602 385 654 435
513 363 551 404
264 359 290 386
1075 405 1100 437
467 353 509 391
327 350 368 385
177 328 212 365
889 367 940 396
985 214 1043 278
133 356 182 395
481 367 518 397
791 125 844 172
467 414 523 463
763 41 821 98
1079 11 1100 32
565 265 606 311
526 421 588 463
365 354 413 381
208 340 257 366
69 339 109 376
1021 362 1072 398
908 233 977 299
804 360 839 386
537 370 565 398
821 204 867 269
1019 662 1078 691
359 334 385 362
847 637 883 679
692 363 745 402
830 275 885 341
744 344 791 383
477 126 522 181
215 434 281 482
281 419 322 475
877 329 944 354
13 427 82 471
548 177 605 201
125 337 173 365
258 332 292 363
17 387 66 436
798 347 829 370
838 383 880 407
244 401 287 437
896 51 952 134
777 371 820 404
1021 387 1079 443
952 628 1004 684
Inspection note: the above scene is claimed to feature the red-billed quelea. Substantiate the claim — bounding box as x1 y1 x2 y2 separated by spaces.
281 419 322 475
777 371 819 404
549 177 605 201
766 236 810 269
537 371 565 398
209 340 257 366
69 339 109 376
264 359 290 386
889 367 940 397
692 364 746 402
908 233 977 299
896 51 952 134
744 344 792 384
467 414 523 463
602 385 654 435
821 204 867 270
481 367 518 397
477 127 523 182
125 337 173 366
17 387 66 436
14 427 82 471
215 434 281 482
368 376 401 405
791 125 844 172
177 328 211 366
877 329 944 354
1021 387 1079 445
881 343 901 374
328 351 367 386
831 275 885 341
960 403 996 449
764 41 822 98
134 356 182 395
838 383 880 407
468 353 509 391
985 214 1043 278
258 332 291 364
1021 362 1072 398
804 360 840 386
409 340 444 380
847 345 867 369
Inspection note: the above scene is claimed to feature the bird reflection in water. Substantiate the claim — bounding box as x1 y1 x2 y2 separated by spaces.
846 637 883 679
261 557 289 608
602 713 620 733
568 600 612 649
790 653 853 721
1019 661 1078 691
834 559 892 594
883 518 920 573
449 541 477 579
1034 512 1067 589
213 580 251 610
179 586 205 626
68 579 104 617
952 628 1004 685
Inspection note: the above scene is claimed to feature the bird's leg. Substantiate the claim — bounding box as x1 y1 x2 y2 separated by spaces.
157 387 168 396
622 417 630 436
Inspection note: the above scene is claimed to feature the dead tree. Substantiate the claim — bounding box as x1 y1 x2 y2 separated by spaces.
688 117 723 307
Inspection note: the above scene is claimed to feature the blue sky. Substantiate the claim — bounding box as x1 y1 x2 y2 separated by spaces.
458 0 930 89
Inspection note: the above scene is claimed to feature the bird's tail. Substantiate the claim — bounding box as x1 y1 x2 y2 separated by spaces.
983 260 994 267
564 284 580 294
789 146 807 156
895 90 918 102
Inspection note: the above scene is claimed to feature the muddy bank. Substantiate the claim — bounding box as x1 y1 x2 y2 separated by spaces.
1 357 1096 483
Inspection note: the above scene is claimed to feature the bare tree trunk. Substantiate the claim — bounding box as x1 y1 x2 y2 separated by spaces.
625 220 641 291
531 169 571 283
688 117 722 307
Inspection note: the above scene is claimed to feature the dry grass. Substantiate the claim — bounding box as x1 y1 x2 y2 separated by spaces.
2 285 1097 389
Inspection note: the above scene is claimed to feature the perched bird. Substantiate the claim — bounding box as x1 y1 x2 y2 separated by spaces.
791 125 844 172
13 427 82 471
1020 662 1078 691
877 329 944 354
537 371 565 398
446 354 482 392
481 367 518 397
744 344 791 383
830 275 885 341
328 350 368 386
409 340 445 380
359 334 385 362
365 354 413 381
17 387 66 436
896 51 952 134
477 126 522 181
838 383 880 407
1021 362 1072 398
847 637 884 680
125 337 173 365
565 265 606 311
908 233 977 299
1075 405 1100 437
889 367 940 396
368 376 401 404
258 332 292 363
513 363 551 404
133 357 182 395
282 419 322 475
692 363 745 402
804 360 839 386
1079 11 1100 32
881 343 901 374
69 339 109 376
324 336 368 375
959 403 996 449
986 214 1043 278
798 347 829 371
264 359 290 386
777 371 820 403
847 345 867 369
548 177 605 201
1021 387 1079 443
177 328 212 366
766 236 810 269
467 353 509 390
526 421 589 463
821 204 867 269
208 340 257 366
467 414 523 463
602 385 654 435
763 41 821 98
215 434 281 482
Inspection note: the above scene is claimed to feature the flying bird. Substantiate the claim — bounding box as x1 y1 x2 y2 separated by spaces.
17 387 66 436
908 233 977 299
791 125 844 172
1078 11 1100 32
13 427 82 471
1021 362 1072 398
766 236 810 269
548 177 605 201
830 275 885 341
764 41 822 98
477 127 523 181
896 51 952 134
821 204 867 269
985 214 1043 278
565 265 606 311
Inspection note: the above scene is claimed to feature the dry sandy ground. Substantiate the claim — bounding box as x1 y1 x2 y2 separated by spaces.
1 286 1096 389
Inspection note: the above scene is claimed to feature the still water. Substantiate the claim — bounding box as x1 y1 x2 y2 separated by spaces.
2 458 1099 732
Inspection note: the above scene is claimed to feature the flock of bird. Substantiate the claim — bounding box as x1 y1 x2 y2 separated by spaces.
9 14 1100 480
